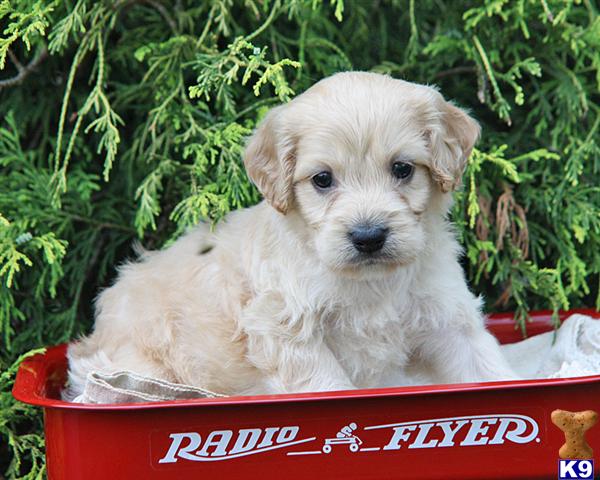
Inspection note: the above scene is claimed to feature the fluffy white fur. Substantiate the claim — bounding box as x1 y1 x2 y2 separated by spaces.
66 72 517 400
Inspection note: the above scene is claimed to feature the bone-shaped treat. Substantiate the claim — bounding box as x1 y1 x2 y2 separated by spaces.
551 409 598 460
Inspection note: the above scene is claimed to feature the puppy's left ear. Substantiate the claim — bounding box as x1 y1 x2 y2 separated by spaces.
427 98 481 193
243 105 296 214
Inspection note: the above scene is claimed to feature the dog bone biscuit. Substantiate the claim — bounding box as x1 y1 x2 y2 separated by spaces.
551 409 598 460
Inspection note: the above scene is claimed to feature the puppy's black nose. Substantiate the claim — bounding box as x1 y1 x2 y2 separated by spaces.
350 224 388 254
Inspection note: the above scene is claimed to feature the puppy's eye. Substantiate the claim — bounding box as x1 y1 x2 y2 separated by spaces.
312 171 333 189
392 161 414 180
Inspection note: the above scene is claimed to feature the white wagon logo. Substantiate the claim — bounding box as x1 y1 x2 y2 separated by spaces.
158 414 540 463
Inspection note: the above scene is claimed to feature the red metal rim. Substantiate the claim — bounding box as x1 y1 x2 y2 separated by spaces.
12 308 600 411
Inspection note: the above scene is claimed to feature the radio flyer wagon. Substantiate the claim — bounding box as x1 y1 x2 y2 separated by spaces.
12 310 600 479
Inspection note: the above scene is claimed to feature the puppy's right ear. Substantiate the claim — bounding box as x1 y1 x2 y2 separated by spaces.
243 105 296 214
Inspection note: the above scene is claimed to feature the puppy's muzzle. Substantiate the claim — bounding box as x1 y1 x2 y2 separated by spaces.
349 224 388 254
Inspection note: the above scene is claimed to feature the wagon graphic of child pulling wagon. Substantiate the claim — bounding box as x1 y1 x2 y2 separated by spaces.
322 423 363 453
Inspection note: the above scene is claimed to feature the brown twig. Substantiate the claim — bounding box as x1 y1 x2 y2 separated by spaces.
0 46 49 90
540 0 554 22
513 203 529 259
495 184 529 259
433 66 477 80
7 49 24 71
476 63 487 104
144 0 177 33
495 279 513 309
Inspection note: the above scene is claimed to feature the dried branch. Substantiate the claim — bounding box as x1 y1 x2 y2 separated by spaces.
433 65 477 80
144 0 177 33
7 50 24 71
0 46 49 90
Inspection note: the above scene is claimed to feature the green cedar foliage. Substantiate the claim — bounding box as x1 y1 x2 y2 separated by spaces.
0 0 599 477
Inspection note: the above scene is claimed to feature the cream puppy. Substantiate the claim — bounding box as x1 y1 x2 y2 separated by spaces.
66 72 517 399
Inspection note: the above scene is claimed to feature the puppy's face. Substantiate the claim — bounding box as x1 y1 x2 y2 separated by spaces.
244 72 480 278
291 117 432 276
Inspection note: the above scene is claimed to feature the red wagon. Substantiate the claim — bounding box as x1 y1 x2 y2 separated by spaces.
12 310 600 479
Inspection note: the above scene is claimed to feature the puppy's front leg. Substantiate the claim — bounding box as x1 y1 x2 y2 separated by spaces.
417 323 518 384
243 294 354 393
251 338 355 393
